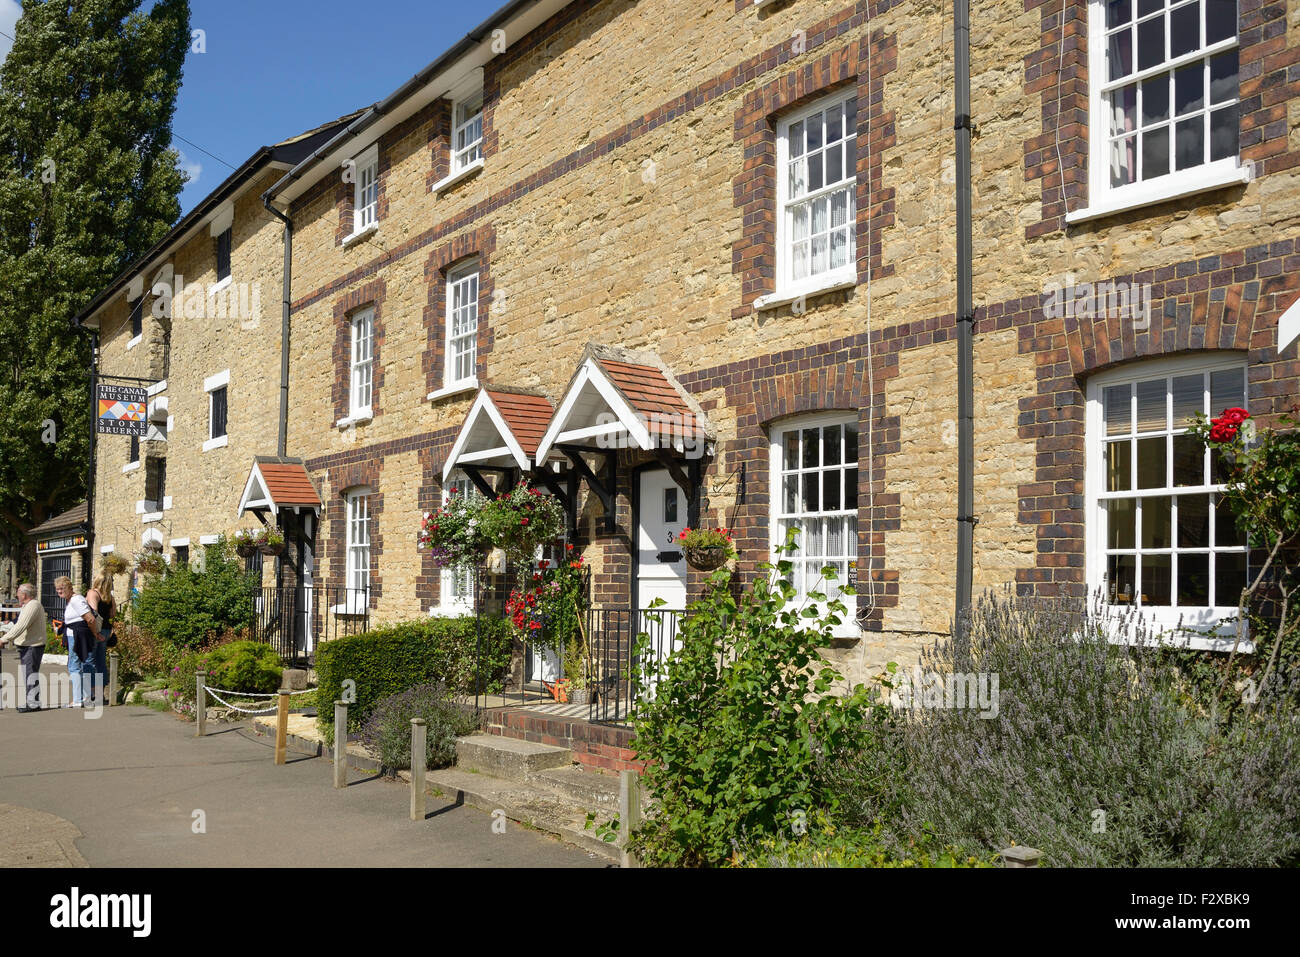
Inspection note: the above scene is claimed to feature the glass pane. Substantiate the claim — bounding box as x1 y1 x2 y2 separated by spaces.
807 518 824 556
809 153 824 193
1176 115 1204 170
812 196 829 234
1111 135 1138 186
844 467 858 510
1177 494 1210 546
802 473 819 512
823 425 842 466
1175 63 1204 115
1141 495 1172 548
1210 105 1238 162
1136 379 1167 432
789 120 805 158
1107 0 1132 27
1210 50 1237 104
830 190 848 228
1109 554 1138 604
806 112 823 152
1214 494 1241 546
1205 0 1236 45
1142 554 1172 605
1108 498 1136 549
1105 384 1132 435
844 423 858 463
1137 437 1167 488
823 471 841 511
1172 433 1205 485
1178 553 1210 606
784 475 798 514
793 241 809 280
826 518 844 556
1210 367 1245 413
1142 75 1170 123
1170 1 1200 59
1138 15 1166 72
1143 126 1170 179
811 235 828 275
1109 29 1133 81
1111 84 1137 136
792 203 809 241
664 488 677 524
789 159 807 199
802 428 819 468
1215 552 1246 607
1107 441 1133 492
827 107 843 144
1138 0 1163 15
826 143 842 184
1171 373 1203 426
830 230 849 270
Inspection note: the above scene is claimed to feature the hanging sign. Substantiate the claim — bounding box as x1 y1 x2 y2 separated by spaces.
97 384 148 436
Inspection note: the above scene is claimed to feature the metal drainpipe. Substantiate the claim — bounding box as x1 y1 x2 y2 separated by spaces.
954 0 976 631
263 197 293 459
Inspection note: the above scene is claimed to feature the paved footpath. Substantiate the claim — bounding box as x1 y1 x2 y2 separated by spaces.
0 653 604 868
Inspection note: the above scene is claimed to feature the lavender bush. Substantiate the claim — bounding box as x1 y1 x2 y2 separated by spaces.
361 682 479 773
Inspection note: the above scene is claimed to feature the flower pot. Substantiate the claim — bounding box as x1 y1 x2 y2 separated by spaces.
259 542 285 556
569 687 591 706
235 543 257 558
684 544 731 571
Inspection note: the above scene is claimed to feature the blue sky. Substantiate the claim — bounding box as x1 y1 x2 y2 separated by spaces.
0 0 500 215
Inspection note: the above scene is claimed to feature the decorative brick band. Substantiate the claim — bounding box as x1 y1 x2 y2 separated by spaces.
422 224 498 397
330 278 387 425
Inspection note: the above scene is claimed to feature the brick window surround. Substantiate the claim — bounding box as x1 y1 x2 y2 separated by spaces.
1023 0 1295 238
422 225 497 397
326 465 384 605
331 278 387 424
732 34 897 317
334 144 391 246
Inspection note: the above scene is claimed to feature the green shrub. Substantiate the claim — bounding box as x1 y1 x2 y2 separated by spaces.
731 819 996 868
315 615 512 744
113 624 173 683
167 637 282 707
133 544 255 651
361 682 479 772
628 532 878 868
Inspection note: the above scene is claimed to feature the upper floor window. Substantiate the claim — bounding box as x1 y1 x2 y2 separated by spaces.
1090 0 1239 211
129 435 139 466
1087 355 1249 643
216 227 232 282
776 91 858 298
353 145 379 234
203 369 229 452
129 297 143 340
145 456 167 509
350 307 374 419
770 415 859 633
452 92 484 174
446 262 479 388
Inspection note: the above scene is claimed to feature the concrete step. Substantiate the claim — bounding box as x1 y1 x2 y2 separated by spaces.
414 767 620 862
455 733 572 782
530 765 621 809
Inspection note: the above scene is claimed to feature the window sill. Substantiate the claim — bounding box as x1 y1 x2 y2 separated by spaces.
427 378 478 402
336 412 373 430
1066 164 1253 226
202 434 228 452
431 158 484 195
428 605 474 619
1099 607 1251 653
141 511 163 524
208 275 233 296
753 276 857 312
121 462 140 474
126 334 142 351
341 222 379 249
147 379 167 397
330 601 371 617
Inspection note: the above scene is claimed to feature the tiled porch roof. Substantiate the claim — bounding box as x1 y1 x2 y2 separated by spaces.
239 457 322 516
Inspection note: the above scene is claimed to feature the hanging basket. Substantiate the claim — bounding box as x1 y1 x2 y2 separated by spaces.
684 544 731 571
235 543 258 558
259 542 285 557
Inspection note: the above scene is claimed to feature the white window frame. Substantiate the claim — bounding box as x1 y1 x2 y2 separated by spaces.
444 262 479 391
769 412 860 638
202 369 229 452
343 488 371 607
1074 0 1249 223
772 89 859 304
1085 353 1251 650
349 145 379 240
451 91 484 175
434 472 478 616
347 307 374 423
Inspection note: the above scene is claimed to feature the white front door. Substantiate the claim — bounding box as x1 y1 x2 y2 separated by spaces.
637 470 687 684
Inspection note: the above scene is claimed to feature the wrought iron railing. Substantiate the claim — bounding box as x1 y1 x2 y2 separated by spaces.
248 585 371 664
586 607 684 725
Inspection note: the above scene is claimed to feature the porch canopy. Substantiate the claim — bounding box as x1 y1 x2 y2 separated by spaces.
237 456 323 517
441 386 555 494
535 344 714 530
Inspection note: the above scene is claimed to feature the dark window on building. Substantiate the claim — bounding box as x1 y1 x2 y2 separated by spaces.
129 435 139 465
210 386 228 440
245 548 263 578
174 545 189 567
216 228 232 282
146 457 166 506
129 297 143 339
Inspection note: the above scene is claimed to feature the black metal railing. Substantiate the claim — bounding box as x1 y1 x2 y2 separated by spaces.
587 607 684 725
249 585 371 664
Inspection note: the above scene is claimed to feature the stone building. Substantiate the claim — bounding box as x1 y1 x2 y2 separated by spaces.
80 0 1300 686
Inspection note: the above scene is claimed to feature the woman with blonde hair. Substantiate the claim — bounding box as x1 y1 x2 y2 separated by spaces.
87 574 117 706
55 576 103 708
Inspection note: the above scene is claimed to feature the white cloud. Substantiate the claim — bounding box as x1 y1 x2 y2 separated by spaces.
0 1 21 66
177 149 202 187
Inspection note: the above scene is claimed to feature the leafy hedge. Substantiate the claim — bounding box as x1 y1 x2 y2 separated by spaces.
167 638 282 707
132 546 255 650
316 616 512 743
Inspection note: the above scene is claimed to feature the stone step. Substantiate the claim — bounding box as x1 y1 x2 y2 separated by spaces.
455 733 572 782
530 765 621 809
414 767 620 862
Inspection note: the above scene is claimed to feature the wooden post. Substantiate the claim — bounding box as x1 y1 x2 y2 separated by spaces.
108 652 119 707
619 769 642 869
274 690 290 765
195 670 206 738
410 718 427 821
1000 846 1042 868
333 700 348 789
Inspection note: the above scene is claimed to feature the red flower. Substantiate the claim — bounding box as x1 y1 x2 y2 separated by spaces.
565 543 574 551
521 518 529 526
1209 423 1237 443
1221 407 1250 426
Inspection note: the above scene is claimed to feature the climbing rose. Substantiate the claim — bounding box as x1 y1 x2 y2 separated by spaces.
1220 407 1250 426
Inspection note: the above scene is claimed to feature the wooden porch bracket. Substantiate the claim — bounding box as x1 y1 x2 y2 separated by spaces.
653 449 703 528
561 446 618 534
459 466 498 499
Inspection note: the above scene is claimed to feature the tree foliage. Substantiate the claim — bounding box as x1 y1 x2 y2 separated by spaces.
0 0 191 555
